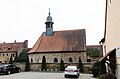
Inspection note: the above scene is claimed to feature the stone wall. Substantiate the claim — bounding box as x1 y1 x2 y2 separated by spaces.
14 62 92 73
14 62 26 71
14 51 90 72
14 62 79 72
28 52 87 64
14 62 91 73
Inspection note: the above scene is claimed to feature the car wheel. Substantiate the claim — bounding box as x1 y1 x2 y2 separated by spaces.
18 69 21 73
76 75 79 78
7 71 11 75
64 75 68 78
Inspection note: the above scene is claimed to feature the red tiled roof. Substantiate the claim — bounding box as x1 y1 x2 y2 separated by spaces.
28 29 86 53
0 40 28 53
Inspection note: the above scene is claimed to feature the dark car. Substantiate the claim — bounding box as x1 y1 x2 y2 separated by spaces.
0 64 21 75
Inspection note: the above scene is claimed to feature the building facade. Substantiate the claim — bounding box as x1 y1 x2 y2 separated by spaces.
0 40 28 63
100 0 120 77
101 0 120 55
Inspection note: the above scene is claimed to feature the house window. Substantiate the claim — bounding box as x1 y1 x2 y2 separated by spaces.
87 59 91 62
104 46 106 54
109 0 112 3
8 48 11 50
108 0 112 7
69 57 73 62
54 58 58 63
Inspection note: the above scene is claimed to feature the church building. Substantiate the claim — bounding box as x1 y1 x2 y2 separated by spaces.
28 10 87 71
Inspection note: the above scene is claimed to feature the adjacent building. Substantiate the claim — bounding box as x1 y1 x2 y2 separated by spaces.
100 0 120 77
0 40 28 63
86 45 103 63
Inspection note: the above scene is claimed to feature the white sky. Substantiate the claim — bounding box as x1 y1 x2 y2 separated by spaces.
0 0 106 48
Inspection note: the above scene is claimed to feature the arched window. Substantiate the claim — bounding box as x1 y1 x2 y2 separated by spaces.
12 54 14 57
54 58 58 63
31 58 33 63
3 53 4 56
69 57 73 62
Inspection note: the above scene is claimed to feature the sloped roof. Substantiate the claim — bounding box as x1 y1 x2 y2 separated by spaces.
28 29 86 53
99 48 115 62
0 40 28 53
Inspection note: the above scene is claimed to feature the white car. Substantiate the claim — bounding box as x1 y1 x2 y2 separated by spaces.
64 66 80 78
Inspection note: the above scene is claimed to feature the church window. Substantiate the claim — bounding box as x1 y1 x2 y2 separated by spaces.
31 58 33 63
69 57 73 62
54 58 58 63
6 53 8 56
12 54 14 57
3 53 4 56
37 59 39 63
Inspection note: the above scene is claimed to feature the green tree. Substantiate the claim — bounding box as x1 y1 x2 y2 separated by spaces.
41 55 46 71
60 59 65 71
78 57 84 73
14 48 28 62
25 54 30 71
9 54 13 64
87 48 100 58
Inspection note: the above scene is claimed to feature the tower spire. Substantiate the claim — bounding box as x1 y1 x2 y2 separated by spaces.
49 8 50 15
45 8 54 36
46 8 52 22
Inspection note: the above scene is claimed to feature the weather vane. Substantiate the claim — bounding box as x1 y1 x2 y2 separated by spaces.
49 8 50 15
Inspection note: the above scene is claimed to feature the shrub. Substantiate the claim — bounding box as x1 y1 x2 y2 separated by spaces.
92 61 99 77
41 55 46 71
78 57 84 73
25 54 30 71
99 73 117 79
98 74 106 79
60 59 65 71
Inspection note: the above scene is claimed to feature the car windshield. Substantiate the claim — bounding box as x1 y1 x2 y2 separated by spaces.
66 66 77 69
0 65 5 68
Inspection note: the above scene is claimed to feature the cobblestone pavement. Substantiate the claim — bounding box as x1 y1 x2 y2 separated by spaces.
0 72 97 79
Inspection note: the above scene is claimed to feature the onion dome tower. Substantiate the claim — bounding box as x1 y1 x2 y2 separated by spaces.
45 9 54 36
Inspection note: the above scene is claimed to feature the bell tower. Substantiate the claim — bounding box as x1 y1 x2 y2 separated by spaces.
45 9 54 36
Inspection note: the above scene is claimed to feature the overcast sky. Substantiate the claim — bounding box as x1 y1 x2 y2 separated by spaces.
0 0 106 48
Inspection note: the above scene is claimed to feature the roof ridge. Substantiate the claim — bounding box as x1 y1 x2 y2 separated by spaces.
53 29 85 32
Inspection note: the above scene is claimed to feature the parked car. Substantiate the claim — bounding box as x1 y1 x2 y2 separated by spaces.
64 66 80 78
0 64 21 75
